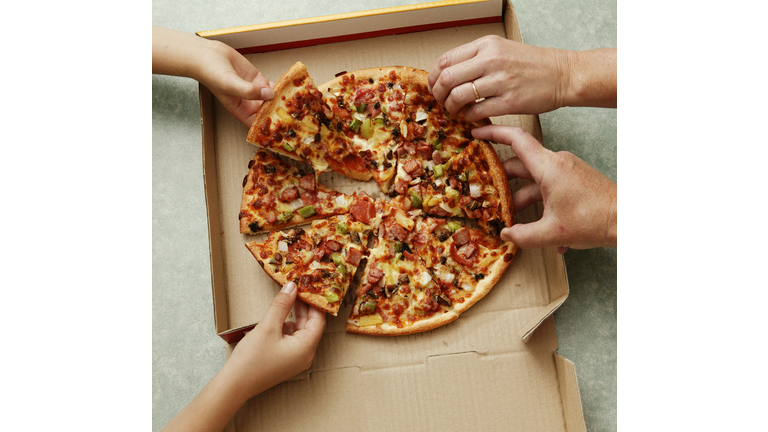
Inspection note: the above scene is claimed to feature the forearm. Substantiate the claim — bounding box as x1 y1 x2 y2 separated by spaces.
560 48 617 108
152 26 211 81
161 366 248 432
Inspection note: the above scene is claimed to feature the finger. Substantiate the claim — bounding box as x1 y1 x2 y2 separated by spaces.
294 297 308 330
462 94 530 122
500 220 556 250
259 282 297 331
430 54 485 106
511 181 542 213
472 125 550 181
220 70 273 101
443 81 479 117
502 157 532 180
296 304 326 343
428 40 482 91
282 321 296 335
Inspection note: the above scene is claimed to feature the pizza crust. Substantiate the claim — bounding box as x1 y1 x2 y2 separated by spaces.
476 140 514 228
345 309 459 336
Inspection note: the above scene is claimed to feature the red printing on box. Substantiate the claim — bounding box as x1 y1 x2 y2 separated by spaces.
236 16 501 54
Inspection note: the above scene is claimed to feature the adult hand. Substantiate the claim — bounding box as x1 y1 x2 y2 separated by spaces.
473 125 616 253
152 26 274 127
428 35 616 121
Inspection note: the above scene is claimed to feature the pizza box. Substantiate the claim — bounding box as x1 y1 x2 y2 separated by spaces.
197 1 584 430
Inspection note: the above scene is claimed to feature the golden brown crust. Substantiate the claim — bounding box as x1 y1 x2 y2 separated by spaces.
476 140 514 228
245 241 289 286
451 243 517 315
345 310 458 336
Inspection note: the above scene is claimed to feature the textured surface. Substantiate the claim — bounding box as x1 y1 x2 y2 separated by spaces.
152 1 617 431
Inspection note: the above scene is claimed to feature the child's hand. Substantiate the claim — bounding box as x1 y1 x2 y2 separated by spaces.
221 281 327 402
161 282 325 432
193 40 275 127
152 26 274 127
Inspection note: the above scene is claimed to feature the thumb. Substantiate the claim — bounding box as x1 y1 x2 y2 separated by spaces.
500 220 560 250
222 72 274 100
260 282 297 329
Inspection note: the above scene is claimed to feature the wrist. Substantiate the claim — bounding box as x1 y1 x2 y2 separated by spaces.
563 48 617 108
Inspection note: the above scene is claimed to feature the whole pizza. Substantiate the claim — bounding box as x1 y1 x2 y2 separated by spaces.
240 62 518 336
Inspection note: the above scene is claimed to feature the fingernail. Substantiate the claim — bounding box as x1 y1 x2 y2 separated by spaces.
261 87 274 99
281 281 296 294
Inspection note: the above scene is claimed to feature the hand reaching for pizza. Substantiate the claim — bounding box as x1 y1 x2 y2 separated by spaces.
161 282 326 432
472 125 616 254
153 26 274 127
428 35 616 121
225 281 326 399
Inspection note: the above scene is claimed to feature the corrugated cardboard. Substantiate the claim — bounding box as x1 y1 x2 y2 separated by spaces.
198 1 585 430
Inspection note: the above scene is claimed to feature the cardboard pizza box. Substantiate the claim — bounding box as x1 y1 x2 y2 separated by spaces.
197 1 585 430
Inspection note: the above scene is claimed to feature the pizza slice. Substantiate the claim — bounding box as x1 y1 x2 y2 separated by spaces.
245 214 374 316
406 216 518 314
346 204 458 335
320 67 431 193
246 61 371 182
395 139 513 235
238 150 359 234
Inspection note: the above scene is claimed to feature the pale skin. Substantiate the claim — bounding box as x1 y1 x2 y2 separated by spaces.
429 35 617 252
152 26 275 127
161 282 326 432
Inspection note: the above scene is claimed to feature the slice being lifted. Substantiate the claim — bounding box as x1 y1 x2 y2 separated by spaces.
246 214 374 316
346 203 457 335
239 150 358 234
246 61 371 181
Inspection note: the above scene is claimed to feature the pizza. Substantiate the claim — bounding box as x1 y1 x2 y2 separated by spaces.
246 212 376 316
239 149 360 234
246 62 371 181
241 62 519 335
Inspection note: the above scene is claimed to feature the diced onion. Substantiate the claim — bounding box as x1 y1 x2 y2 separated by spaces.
483 185 498 195
277 241 288 252
469 183 482 198
317 191 328 200
416 271 432 287
440 272 455 284
288 199 305 211
462 283 475 292
335 195 352 208
415 108 428 123
309 260 323 270
393 83 403 90
434 179 444 187
302 136 314 145
440 202 458 214
353 112 366 122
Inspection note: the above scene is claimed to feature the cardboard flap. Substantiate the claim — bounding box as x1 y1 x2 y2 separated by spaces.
198 0 504 53
555 353 587 432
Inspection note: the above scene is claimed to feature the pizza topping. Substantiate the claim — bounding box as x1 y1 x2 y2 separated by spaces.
298 205 317 218
452 227 470 246
280 187 299 202
368 267 384 283
299 173 316 191
350 199 376 224
345 247 363 266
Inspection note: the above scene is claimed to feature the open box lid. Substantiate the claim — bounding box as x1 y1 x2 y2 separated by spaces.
197 1 583 430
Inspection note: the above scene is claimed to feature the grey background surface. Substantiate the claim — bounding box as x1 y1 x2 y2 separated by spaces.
152 1 617 430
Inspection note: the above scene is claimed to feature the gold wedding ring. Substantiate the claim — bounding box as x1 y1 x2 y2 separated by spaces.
471 81 481 102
